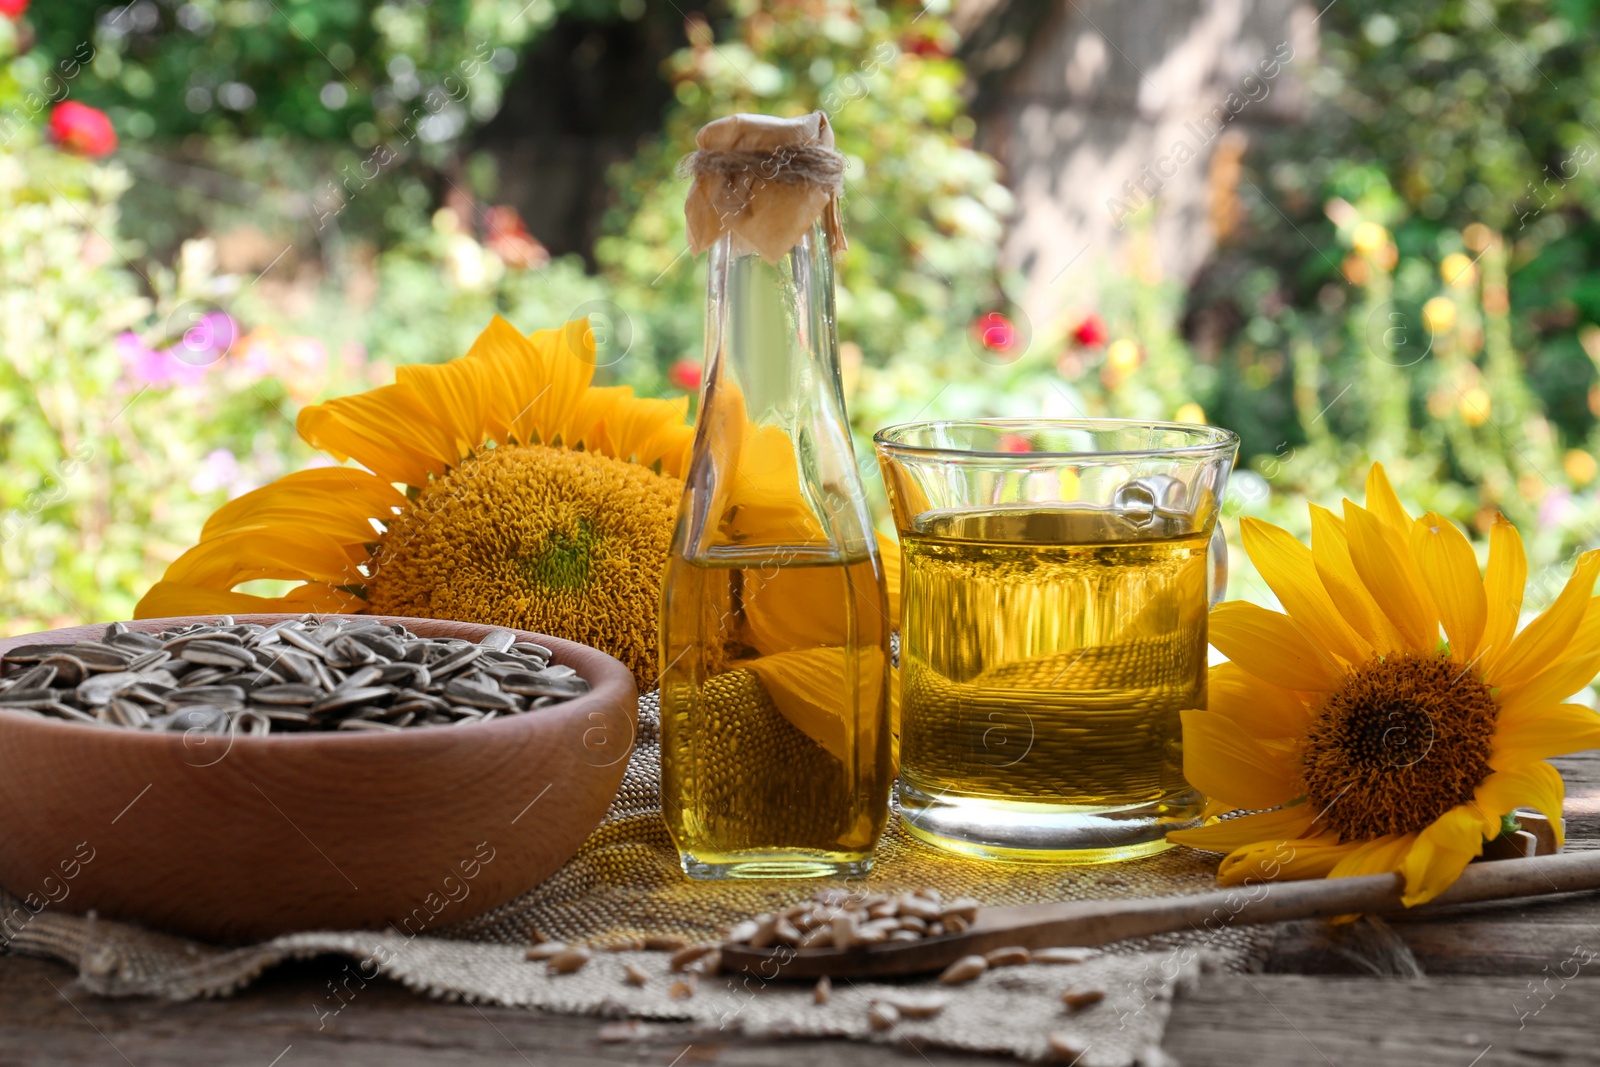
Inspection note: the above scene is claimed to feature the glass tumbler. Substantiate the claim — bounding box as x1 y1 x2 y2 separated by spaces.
873 419 1239 862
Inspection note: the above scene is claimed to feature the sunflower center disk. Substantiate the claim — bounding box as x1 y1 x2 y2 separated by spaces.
1301 652 1497 839
365 444 682 689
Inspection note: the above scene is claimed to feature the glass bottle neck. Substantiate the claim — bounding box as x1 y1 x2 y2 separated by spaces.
681 222 873 559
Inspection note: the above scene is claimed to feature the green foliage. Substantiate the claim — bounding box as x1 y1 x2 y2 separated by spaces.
31 0 554 145
597 0 1012 404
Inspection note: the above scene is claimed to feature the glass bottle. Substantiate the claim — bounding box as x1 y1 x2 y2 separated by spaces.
659 218 892 880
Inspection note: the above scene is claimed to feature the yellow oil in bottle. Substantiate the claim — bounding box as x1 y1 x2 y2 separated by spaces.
659 549 891 878
896 505 1208 860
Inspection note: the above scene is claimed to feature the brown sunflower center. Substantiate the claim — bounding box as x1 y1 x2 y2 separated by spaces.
366 444 682 689
1301 652 1497 839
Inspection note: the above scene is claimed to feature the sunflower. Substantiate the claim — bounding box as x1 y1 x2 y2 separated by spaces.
1170 464 1600 905
135 316 697 689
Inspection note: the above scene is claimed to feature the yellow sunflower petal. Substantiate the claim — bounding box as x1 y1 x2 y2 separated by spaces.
1208 600 1342 692
600 394 696 471
463 315 549 446
1216 834 1360 885
1472 761 1567 847
1166 805 1316 852
1492 699 1600 771
1398 805 1485 905
528 321 599 443
297 384 456 486
395 351 494 464
1495 646 1600 729
1489 551 1600 689
1241 517 1370 665
135 581 364 619
877 531 902 629
1344 501 1440 653
1409 512 1487 662
200 468 405 542
1327 832 1415 880
1477 513 1526 666
1208 660 1313 740
160 527 369 588
1364 462 1414 536
1179 708 1303 810
742 645 885 765
1309 504 1407 652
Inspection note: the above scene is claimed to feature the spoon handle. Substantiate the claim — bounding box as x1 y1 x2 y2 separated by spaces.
721 850 1600 979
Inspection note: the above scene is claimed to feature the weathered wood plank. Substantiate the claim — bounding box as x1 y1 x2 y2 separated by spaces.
0 956 974 1066
1163 973 1600 1066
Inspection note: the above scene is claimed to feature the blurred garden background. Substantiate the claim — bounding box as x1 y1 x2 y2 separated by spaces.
5 0 1600 632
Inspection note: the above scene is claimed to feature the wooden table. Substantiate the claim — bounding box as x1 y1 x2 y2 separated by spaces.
7 750 1600 1066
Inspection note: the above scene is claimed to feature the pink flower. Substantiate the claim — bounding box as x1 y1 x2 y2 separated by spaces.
49 102 117 158
117 332 209 388
668 357 702 391
1072 313 1109 348
973 311 1017 355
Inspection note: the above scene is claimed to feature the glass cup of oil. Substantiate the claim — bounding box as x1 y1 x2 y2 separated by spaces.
873 419 1239 862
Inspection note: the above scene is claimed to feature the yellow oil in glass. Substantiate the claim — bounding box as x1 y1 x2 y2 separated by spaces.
659 550 891 878
897 505 1207 861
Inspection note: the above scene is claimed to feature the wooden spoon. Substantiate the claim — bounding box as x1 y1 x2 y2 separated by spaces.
719 849 1600 979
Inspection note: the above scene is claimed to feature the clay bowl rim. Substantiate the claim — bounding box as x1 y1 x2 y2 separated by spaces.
0 613 638 756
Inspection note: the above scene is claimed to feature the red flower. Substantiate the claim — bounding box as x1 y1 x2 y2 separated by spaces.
0 0 28 19
49 102 117 157
973 311 1017 354
667 357 702 391
995 434 1033 454
1072 313 1109 348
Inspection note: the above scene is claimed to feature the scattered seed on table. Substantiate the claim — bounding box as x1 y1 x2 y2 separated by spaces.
984 946 1031 968
1047 1032 1088 1062
884 994 947 1019
525 942 568 961
669 943 715 972
622 964 649 987
813 976 831 1005
938 955 988 985
1061 987 1106 1012
867 1002 900 1031
546 948 591 975
1032 947 1099 965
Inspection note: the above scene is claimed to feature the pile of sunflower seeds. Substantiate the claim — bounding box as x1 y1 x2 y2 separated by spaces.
723 887 984 951
0 615 589 735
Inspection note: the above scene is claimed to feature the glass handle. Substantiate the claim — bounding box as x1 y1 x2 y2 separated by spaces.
1208 523 1229 608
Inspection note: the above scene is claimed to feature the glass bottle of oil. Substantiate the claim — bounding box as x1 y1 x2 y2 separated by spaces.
660 112 891 879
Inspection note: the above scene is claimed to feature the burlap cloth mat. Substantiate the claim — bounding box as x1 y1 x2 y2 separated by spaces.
2 695 1268 1065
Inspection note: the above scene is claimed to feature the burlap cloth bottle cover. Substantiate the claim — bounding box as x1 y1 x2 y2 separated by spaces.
0 118 1262 1064
0 695 1268 1065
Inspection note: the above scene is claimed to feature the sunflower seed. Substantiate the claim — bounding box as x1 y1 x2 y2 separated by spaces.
312 686 394 714
277 626 328 658
37 657 83 686
478 629 517 653
9 664 58 690
107 630 163 653
444 680 517 711
0 644 71 665
127 649 172 672
0 688 57 707
7 617 587 732
429 645 483 678
250 684 323 705
166 685 246 706
78 671 144 705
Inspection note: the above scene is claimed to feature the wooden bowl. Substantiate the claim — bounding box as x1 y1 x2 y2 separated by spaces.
0 615 637 943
